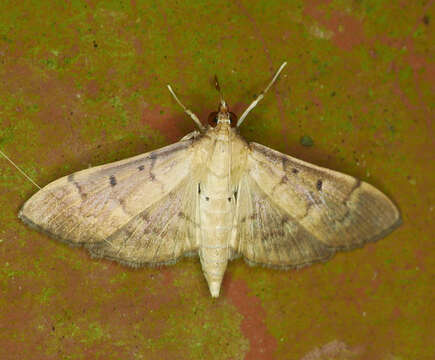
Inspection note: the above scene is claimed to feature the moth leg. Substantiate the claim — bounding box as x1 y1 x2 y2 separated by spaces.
167 85 205 132
180 130 200 141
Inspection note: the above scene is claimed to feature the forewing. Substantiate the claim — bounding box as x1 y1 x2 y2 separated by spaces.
233 142 401 268
19 138 202 264
234 175 334 268
86 177 199 266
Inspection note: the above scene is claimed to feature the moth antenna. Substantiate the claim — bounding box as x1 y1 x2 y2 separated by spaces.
236 61 287 127
167 85 206 132
0 149 41 190
214 75 224 102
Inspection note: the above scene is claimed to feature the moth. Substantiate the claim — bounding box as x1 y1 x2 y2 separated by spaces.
16 62 401 297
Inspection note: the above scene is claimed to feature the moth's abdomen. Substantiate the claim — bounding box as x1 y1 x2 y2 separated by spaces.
199 126 234 297
199 195 233 297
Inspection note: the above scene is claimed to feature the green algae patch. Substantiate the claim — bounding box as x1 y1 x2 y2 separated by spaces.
37 286 57 305
300 134 314 147
81 321 105 345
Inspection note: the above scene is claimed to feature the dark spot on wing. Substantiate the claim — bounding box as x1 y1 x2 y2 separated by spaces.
342 178 361 204
316 179 323 191
177 211 197 225
281 215 289 225
138 165 144 171
140 212 150 222
69 176 87 200
109 175 117 187
281 157 290 172
228 197 231 202
198 183 201 194
77 188 87 200
149 153 157 180
292 168 299 174
266 229 285 238
205 196 209 201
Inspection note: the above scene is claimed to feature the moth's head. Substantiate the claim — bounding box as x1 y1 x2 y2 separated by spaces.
207 99 237 127
207 76 237 127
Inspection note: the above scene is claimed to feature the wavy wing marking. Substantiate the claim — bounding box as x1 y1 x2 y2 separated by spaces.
20 139 202 264
233 143 401 268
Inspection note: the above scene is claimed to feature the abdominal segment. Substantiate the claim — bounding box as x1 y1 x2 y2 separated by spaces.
199 194 233 297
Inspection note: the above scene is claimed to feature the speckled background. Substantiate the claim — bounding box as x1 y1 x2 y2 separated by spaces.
0 1 433 359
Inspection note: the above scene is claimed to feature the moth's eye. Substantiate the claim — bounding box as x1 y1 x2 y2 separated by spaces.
229 112 238 126
207 111 219 127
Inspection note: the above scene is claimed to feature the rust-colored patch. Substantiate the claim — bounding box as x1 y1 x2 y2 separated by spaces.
303 0 434 142
141 106 193 142
304 0 365 51
141 101 248 143
85 79 100 99
225 277 277 360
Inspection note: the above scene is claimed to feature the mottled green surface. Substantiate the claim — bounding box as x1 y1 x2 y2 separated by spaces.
0 1 433 359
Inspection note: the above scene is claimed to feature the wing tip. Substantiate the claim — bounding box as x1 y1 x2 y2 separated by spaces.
18 208 84 248
18 208 39 233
